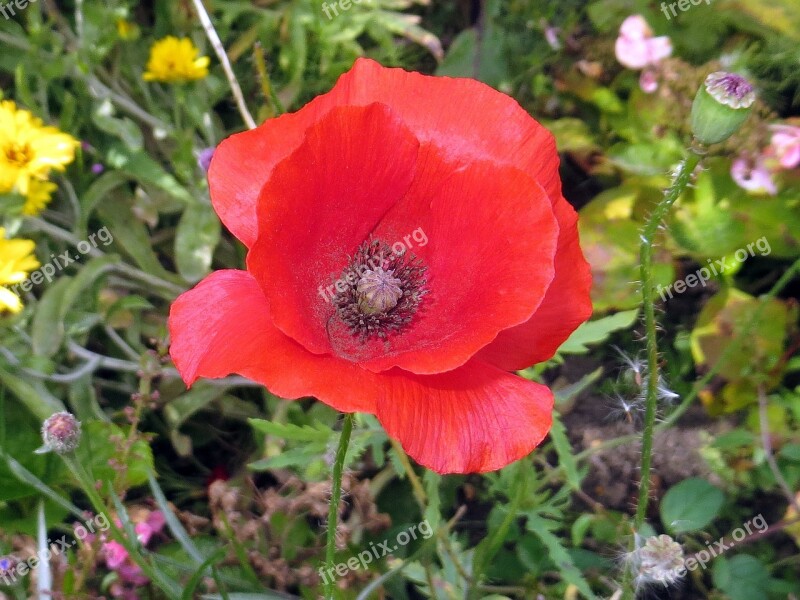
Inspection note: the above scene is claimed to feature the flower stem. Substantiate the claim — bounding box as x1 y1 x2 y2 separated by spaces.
63 455 182 598
325 413 354 599
621 151 701 600
635 151 701 530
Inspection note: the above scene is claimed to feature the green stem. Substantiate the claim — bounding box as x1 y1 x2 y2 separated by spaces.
389 438 427 512
621 151 701 600
63 455 182 598
324 413 354 600
635 151 701 530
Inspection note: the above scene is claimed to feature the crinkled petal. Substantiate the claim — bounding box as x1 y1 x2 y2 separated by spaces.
375 360 554 473
208 58 563 247
247 103 420 356
168 270 376 413
476 198 593 370
327 145 560 374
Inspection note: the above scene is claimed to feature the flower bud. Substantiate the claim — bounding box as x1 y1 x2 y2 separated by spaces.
0 555 18 578
691 72 755 145
40 411 82 454
196 146 216 173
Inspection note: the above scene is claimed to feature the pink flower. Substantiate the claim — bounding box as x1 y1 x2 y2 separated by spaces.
134 510 165 545
102 510 166 596
615 15 672 70
639 70 658 93
103 541 129 570
769 124 800 169
731 156 778 195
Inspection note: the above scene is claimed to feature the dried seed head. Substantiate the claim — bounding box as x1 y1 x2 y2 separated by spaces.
627 534 686 589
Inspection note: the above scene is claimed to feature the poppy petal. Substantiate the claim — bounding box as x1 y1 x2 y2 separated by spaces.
375 360 554 473
247 103 421 356
207 95 337 247
322 58 563 204
327 145 560 375
208 58 564 248
476 197 593 370
168 269 377 413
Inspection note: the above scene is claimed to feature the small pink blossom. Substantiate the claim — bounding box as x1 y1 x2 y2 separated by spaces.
103 541 129 570
615 15 672 70
544 26 560 50
731 156 778 195
639 70 658 93
102 510 166 598
769 124 800 169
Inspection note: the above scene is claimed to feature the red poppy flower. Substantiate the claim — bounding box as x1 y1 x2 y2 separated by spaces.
168 58 592 474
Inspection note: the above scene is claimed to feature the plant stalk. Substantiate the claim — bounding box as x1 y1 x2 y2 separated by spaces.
324 413 354 599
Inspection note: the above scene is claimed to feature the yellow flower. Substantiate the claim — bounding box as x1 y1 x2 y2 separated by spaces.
116 19 139 41
143 37 210 83
0 227 40 314
23 179 57 216
0 100 78 197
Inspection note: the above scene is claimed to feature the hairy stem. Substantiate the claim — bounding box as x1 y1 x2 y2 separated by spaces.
635 151 701 529
621 151 701 600
324 413 354 599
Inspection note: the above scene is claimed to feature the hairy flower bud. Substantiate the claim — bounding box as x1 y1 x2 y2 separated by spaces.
691 72 755 145
40 411 82 454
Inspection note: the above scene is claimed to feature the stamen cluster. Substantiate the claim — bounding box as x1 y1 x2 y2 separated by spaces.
333 239 427 340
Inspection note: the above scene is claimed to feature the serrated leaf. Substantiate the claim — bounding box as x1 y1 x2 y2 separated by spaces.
526 514 598 599
549 414 583 491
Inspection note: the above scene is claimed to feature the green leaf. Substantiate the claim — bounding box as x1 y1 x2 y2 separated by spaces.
174 202 221 283
712 554 770 600
106 148 195 205
0 366 64 421
164 383 230 431
92 100 143 151
31 255 118 357
436 27 505 86
248 419 332 442
74 421 154 490
248 446 326 471
78 171 132 238
660 478 725 533
549 413 583 491
30 276 73 357
96 195 181 283
526 514 598 599
559 310 640 354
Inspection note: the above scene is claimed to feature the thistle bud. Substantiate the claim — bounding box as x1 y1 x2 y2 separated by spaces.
40 411 82 454
691 72 755 145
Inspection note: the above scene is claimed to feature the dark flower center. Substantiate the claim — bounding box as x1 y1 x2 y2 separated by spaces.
332 239 427 340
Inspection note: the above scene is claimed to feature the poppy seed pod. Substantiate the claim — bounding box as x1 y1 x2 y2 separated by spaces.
691 72 755 145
